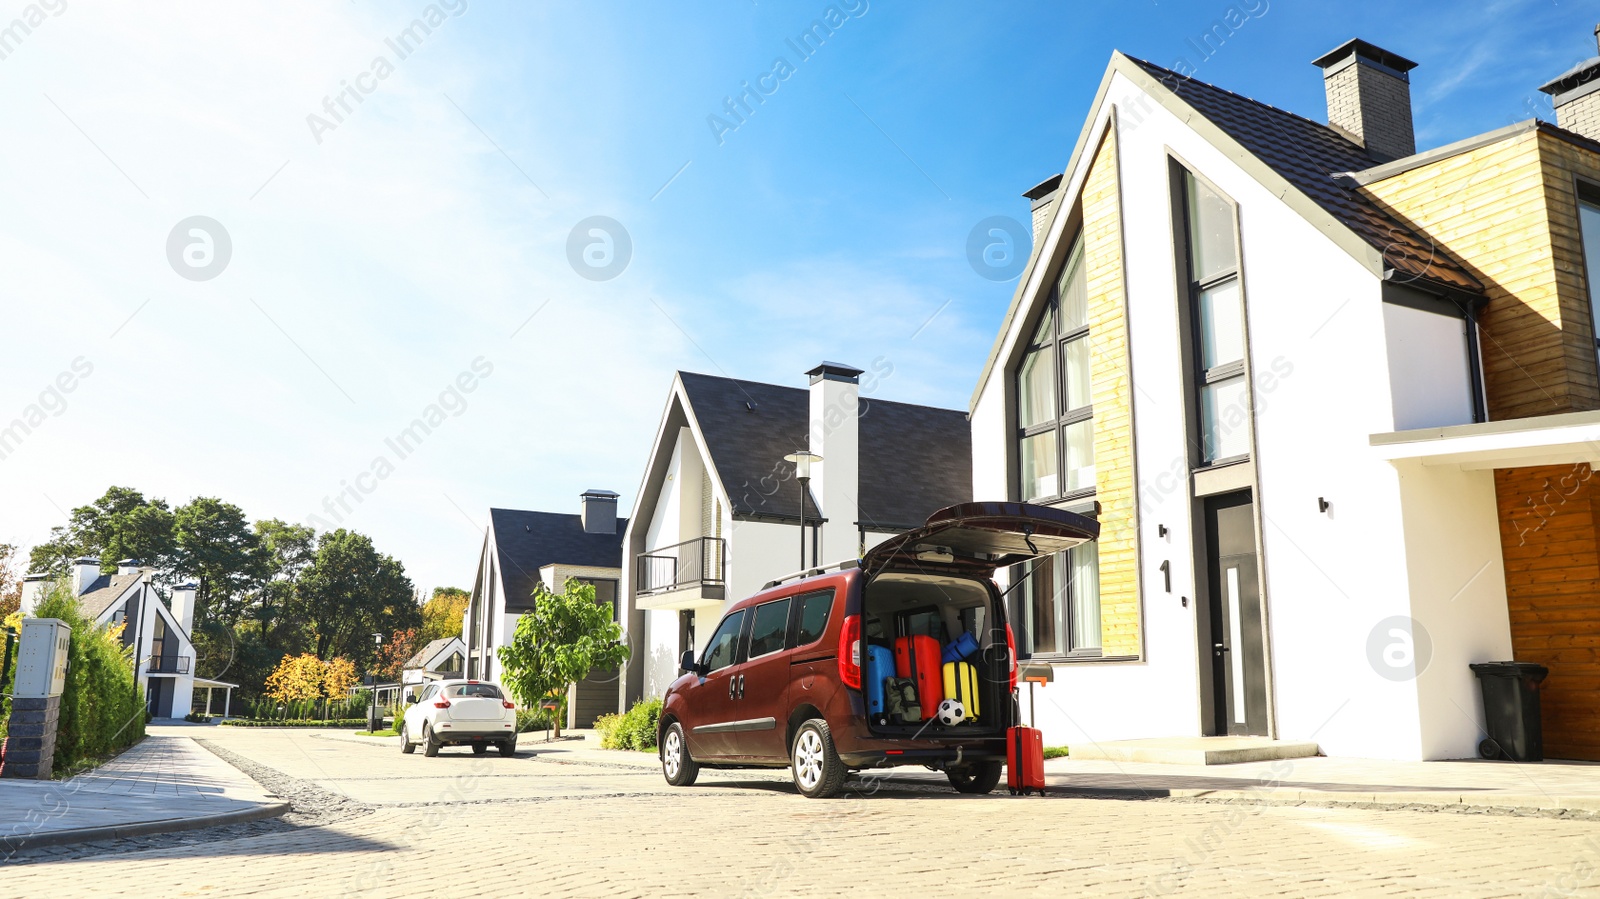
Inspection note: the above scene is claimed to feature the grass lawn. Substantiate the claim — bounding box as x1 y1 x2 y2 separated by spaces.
1044 746 1069 760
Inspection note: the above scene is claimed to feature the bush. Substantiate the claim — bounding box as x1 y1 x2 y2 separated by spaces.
184 713 212 723
32 583 146 773
596 698 661 751
516 707 556 734
220 718 369 728
244 696 371 721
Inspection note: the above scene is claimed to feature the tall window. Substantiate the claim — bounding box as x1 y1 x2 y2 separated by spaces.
1179 169 1249 463
1012 542 1102 658
1018 236 1094 501
1578 184 1600 366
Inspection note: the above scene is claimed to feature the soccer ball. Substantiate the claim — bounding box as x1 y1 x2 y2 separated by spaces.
937 699 966 726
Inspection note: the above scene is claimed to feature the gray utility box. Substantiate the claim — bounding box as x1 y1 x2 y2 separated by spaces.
14 618 70 699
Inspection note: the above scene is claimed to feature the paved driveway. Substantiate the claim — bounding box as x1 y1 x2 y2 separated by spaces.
5 725 1600 897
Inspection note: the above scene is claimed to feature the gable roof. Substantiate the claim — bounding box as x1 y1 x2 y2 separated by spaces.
77 573 142 621
406 637 464 670
1122 56 1480 295
971 50 1485 412
678 371 972 531
489 509 626 611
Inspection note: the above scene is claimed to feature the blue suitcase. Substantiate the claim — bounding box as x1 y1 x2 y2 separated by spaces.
864 644 894 722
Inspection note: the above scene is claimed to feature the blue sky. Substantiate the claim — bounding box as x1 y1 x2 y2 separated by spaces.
0 0 1591 593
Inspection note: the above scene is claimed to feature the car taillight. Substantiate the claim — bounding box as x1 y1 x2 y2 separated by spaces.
838 614 862 691
1006 623 1018 692
502 701 515 709
433 699 451 709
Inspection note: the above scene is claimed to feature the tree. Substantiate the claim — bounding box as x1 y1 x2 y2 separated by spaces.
173 497 263 626
420 587 469 642
375 627 424 681
497 579 629 738
29 487 177 576
264 653 326 704
298 529 419 667
322 657 359 699
0 543 21 620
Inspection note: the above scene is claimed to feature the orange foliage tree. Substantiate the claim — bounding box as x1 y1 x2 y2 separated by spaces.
264 653 325 703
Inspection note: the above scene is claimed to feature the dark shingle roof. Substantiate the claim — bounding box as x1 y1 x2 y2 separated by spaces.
77 573 140 621
1125 56 1482 295
406 637 462 670
679 371 972 531
488 509 626 611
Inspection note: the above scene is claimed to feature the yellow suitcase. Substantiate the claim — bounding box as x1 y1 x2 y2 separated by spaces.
941 661 980 719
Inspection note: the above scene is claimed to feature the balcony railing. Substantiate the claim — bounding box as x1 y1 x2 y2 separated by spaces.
637 537 725 596
144 655 191 675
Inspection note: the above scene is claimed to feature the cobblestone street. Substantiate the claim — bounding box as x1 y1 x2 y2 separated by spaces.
3 727 1600 897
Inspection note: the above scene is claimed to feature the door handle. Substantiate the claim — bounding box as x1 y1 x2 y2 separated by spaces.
738 675 746 699
1213 643 1229 657
728 677 737 699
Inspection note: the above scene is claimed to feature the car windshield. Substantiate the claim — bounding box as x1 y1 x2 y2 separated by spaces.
447 683 503 699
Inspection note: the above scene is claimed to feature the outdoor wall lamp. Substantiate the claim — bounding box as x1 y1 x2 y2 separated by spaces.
784 450 823 570
1318 497 1331 514
1158 523 1168 537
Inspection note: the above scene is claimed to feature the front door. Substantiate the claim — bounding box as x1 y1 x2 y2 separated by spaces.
1203 492 1269 736
684 608 747 760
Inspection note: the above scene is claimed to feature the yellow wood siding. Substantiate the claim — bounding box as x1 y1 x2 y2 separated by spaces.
1360 130 1600 419
1081 125 1141 658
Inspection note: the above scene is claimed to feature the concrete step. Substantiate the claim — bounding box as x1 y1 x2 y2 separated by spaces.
1068 736 1321 766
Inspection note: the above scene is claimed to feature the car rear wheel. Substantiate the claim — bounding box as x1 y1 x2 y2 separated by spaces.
423 723 441 757
791 719 847 799
947 761 1003 794
498 738 517 758
399 723 415 754
472 744 488 755
661 722 699 786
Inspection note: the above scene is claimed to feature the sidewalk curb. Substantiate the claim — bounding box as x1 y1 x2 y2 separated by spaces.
1045 783 1600 814
1 800 290 854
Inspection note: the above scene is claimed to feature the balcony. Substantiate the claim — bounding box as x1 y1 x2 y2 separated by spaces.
144 655 191 675
636 537 726 611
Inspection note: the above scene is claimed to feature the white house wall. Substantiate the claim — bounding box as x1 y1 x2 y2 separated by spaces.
1382 303 1476 431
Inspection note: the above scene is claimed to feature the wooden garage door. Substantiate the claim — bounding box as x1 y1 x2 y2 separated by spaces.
1496 464 1600 760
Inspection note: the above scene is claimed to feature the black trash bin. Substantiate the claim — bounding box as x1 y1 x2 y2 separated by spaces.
1470 661 1549 762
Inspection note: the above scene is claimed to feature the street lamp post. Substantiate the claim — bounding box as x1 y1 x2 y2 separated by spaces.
369 632 383 732
784 451 822 571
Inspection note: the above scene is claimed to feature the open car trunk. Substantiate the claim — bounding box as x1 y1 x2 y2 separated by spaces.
861 571 1010 738
859 502 1100 740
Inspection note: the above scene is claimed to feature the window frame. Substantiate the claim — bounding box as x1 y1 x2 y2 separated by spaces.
699 609 747 673
1009 542 1103 661
1176 165 1251 468
1574 177 1600 365
786 588 835 650
746 597 793 660
1015 233 1096 504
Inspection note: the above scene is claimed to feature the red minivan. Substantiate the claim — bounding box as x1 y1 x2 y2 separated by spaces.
658 501 1098 798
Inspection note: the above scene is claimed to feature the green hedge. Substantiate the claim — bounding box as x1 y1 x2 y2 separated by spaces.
29 584 147 773
595 698 661 751
220 718 370 728
244 695 372 721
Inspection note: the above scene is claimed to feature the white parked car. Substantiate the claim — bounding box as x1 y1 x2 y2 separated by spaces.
400 679 518 757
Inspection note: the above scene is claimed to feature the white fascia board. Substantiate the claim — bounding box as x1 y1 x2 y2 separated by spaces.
1372 421 1600 467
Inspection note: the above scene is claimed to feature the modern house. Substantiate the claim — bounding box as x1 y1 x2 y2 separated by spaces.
19 559 228 719
461 493 626 729
622 362 972 702
970 33 1600 762
402 636 466 693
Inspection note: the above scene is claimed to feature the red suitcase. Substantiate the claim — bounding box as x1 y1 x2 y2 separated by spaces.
893 635 942 720
1007 725 1046 796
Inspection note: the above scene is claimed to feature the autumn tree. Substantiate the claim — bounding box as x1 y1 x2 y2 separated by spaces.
421 587 468 642
322 657 359 699
497 579 629 738
375 627 424 681
264 653 326 703
0 543 21 620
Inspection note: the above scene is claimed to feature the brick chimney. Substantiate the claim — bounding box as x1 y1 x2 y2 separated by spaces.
1538 26 1600 141
1312 39 1419 162
1023 175 1063 245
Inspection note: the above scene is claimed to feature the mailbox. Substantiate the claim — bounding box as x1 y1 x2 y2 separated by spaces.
14 618 70 699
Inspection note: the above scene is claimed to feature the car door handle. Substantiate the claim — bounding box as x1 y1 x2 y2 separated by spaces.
728 677 737 699
737 675 746 699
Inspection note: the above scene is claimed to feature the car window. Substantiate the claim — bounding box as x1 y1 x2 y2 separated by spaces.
701 610 747 673
448 683 503 699
418 685 436 702
791 590 833 647
748 598 791 658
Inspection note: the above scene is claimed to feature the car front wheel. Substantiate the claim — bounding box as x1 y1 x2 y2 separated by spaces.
947 761 1003 794
399 723 415 754
661 722 699 786
791 719 847 799
423 723 441 757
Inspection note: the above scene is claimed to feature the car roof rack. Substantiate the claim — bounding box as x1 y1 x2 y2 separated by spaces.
762 558 860 590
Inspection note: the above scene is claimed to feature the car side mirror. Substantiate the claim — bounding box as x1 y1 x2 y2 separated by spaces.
405 694 418 704
680 650 703 675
